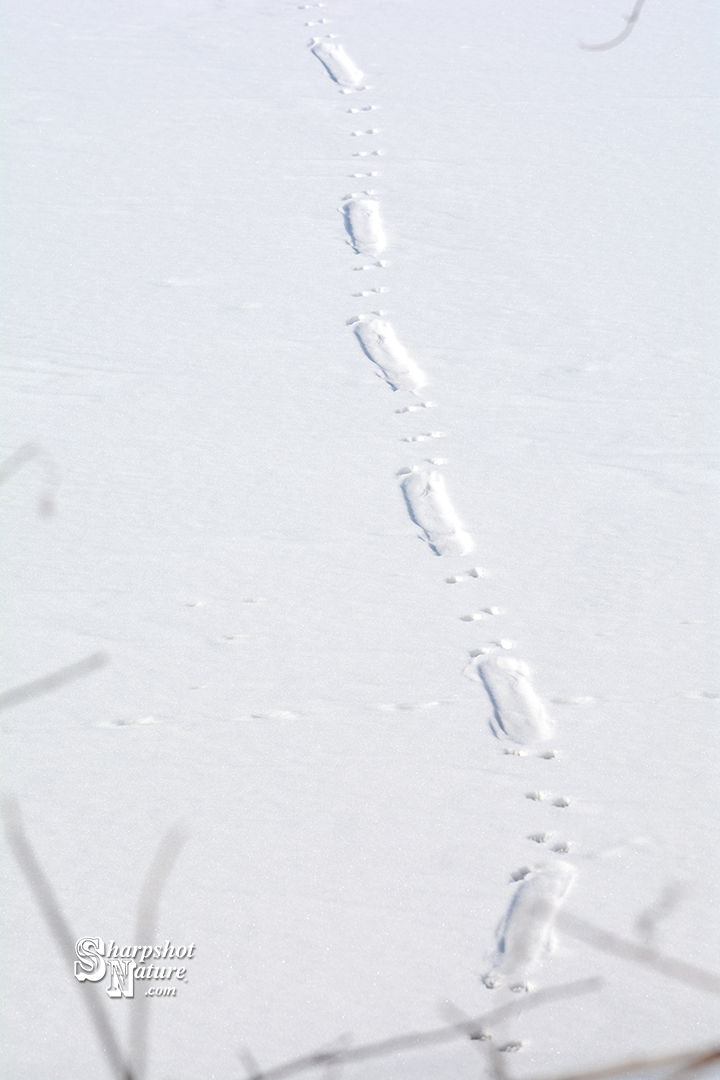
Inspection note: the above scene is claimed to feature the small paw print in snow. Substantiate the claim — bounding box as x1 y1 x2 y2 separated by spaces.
553 796 571 808
510 866 532 882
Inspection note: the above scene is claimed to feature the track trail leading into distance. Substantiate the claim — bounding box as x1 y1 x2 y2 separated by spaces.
301 1 581 1049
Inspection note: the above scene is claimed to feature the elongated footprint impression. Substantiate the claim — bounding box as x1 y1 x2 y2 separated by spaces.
483 862 577 989
352 317 426 392
310 41 364 88
466 654 554 744
342 198 386 255
401 470 473 557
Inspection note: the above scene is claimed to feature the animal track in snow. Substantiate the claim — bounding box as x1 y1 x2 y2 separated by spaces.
377 700 442 712
395 402 435 413
402 432 445 443
352 317 427 392
235 710 298 721
310 40 364 88
466 654 554 744
510 866 532 882
100 715 162 728
459 613 484 622
401 470 473 557
552 796 571 808
342 198 386 255
482 862 577 988
528 832 550 844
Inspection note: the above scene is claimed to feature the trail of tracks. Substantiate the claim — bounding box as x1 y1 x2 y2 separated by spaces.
302 1 577 1048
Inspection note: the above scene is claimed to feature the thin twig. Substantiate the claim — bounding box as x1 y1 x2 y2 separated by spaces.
557 911 720 996
244 978 602 1080
529 1045 720 1080
1 796 133 1080
579 0 648 51
0 651 109 711
129 826 188 1080
665 1047 720 1080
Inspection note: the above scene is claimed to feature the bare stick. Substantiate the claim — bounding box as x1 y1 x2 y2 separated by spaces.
557 911 720 996
665 1047 720 1080
529 1044 720 1080
0 651 109 712
129 825 188 1080
243 978 601 1080
579 0 648 51
445 987 720 1080
1 797 133 1080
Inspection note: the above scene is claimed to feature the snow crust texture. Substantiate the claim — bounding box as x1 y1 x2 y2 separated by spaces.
484 862 577 989
310 40 364 87
353 317 426 393
342 198 387 255
401 469 473 557
470 654 555 744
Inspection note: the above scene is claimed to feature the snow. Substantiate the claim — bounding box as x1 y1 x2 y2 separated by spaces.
1 1 718 1078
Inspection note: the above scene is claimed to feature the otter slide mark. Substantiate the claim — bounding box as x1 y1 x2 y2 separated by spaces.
351 317 426 392
483 862 577 989
342 198 386 255
401 470 473 557
310 41 364 88
466 654 554 744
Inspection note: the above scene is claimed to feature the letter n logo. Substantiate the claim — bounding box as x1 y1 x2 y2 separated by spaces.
106 958 136 998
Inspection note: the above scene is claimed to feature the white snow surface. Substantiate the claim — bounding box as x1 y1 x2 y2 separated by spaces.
1 2 718 1079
